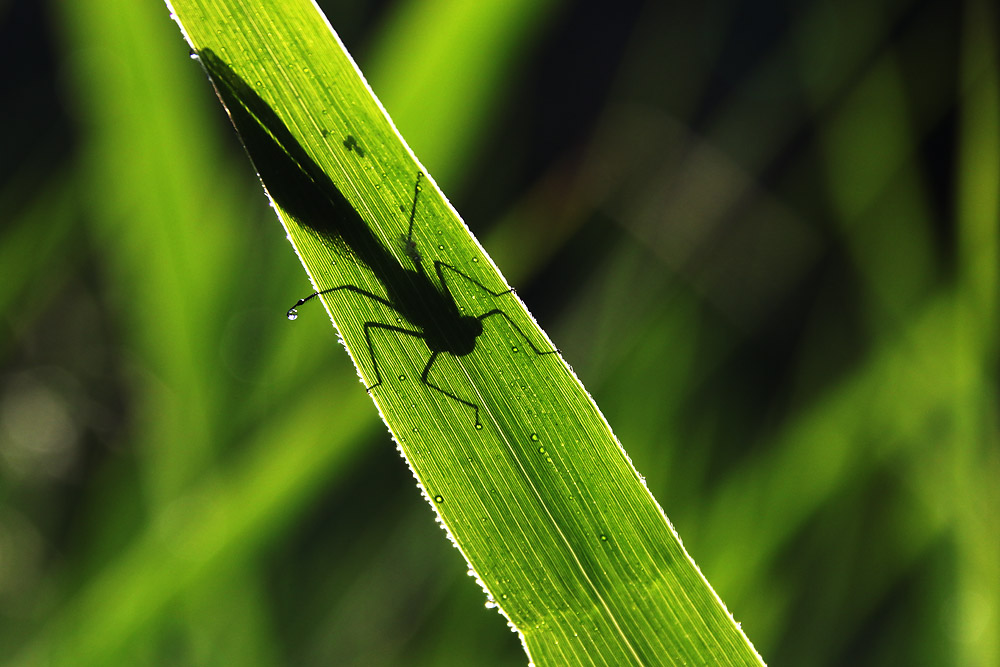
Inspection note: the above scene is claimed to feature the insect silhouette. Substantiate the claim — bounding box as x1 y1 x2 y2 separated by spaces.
198 49 557 427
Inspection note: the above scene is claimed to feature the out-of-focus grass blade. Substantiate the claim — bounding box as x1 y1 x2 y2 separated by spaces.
166 0 764 664
0 172 77 351
953 1 1000 664
364 0 558 189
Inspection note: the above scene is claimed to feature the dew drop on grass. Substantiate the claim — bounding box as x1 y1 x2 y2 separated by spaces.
398 374 406 382
511 346 519 353
475 423 483 430
530 433 539 442
434 495 444 503
599 534 609 542
287 309 298 321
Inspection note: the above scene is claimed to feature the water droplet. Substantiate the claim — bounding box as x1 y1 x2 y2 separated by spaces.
530 433 539 442
599 534 609 542
412 427 418 433
472 258 479 263
287 309 298 320
511 346 519 353
398 374 406 382
537 446 545 454
434 495 444 503
437 244 445 250
475 423 483 430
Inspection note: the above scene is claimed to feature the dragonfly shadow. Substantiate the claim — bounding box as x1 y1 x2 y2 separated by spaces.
198 49 558 427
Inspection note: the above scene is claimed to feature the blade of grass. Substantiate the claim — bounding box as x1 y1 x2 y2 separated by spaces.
165 1 764 664
953 1 1000 663
0 171 77 353
364 0 559 190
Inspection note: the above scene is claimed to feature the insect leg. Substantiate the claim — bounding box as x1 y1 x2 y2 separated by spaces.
435 261 513 298
435 261 557 355
479 309 559 356
287 285 397 319
406 172 423 242
400 172 424 265
420 351 482 428
362 322 425 392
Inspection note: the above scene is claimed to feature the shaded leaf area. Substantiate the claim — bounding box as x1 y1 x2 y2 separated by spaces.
1 0 996 665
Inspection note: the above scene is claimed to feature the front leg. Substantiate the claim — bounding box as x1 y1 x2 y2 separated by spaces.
478 310 559 356
434 261 514 299
287 285 398 320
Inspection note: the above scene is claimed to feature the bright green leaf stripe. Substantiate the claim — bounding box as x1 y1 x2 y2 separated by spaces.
167 0 764 664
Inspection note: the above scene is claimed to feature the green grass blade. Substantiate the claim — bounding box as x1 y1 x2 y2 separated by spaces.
364 0 559 189
953 1 1000 663
166 1 763 664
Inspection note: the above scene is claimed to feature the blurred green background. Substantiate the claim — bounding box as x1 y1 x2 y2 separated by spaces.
1 0 997 665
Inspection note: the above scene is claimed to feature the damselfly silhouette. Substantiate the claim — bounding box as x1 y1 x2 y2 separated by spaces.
198 49 557 427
